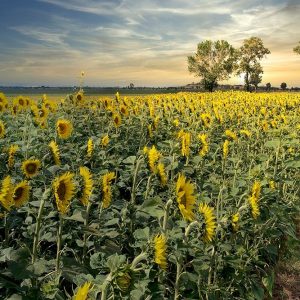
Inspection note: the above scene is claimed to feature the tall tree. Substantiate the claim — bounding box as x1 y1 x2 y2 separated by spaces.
266 82 271 91
187 40 237 92
249 62 263 91
238 37 270 91
294 42 300 54
280 82 287 90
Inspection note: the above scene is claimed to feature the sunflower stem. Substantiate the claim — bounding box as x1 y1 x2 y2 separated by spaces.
131 156 142 205
162 199 173 233
32 188 51 264
130 252 147 270
101 273 112 300
4 211 9 247
56 214 64 272
174 261 182 300
82 202 91 262
144 175 153 200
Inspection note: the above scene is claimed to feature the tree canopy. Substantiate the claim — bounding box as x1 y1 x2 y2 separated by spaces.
294 42 300 54
187 40 237 92
238 37 270 91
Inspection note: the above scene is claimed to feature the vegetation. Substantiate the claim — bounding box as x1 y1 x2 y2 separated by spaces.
187 40 237 92
294 42 300 55
0 90 299 299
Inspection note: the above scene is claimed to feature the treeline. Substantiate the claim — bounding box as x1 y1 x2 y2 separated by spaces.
188 37 300 92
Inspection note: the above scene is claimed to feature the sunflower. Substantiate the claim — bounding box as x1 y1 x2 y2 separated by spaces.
231 212 239 232
8 145 19 168
53 172 76 214
56 119 73 139
113 113 122 127
153 234 167 270
101 172 115 208
22 159 41 178
74 282 91 300
147 145 161 174
179 131 191 157
0 121 5 138
176 174 195 222
120 104 129 116
49 141 60 165
79 167 93 206
116 270 132 294
249 181 261 219
198 134 209 157
240 129 251 138
223 140 229 159
157 163 167 186
13 181 30 208
0 176 14 211
199 203 216 242
200 113 212 128
101 134 109 147
87 138 93 158
225 129 238 141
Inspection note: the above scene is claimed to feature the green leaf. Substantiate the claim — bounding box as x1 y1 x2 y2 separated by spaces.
106 254 126 272
122 156 136 164
262 272 274 297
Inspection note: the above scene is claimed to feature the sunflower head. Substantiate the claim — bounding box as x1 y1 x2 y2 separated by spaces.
49 141 60 165
153 234 167 270
101 134 109 147
22 159 41 178
53 172 76 214
199 203 216 242
74 282 92 300
0 121 5 138
113 113 122 127
13 181 30 208
0 176 14 211
56 119 73 139
79 166 93 206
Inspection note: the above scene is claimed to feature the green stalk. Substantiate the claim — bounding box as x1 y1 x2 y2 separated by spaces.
162 199 173 232
174 261 182 300
56 214 64 272
32 188 51 264
144 175 153 200
82 202 91 262
4 211 9 247
101 273 112 300
131 157 142 205
130 252 147 270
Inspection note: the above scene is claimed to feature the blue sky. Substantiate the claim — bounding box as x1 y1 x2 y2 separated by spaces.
0 0 299 87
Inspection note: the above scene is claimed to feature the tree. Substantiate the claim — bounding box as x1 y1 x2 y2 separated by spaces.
238 37 270 91
249 62 263 91
266 82 271 91
187 40 237 92
294 42 300 54
280 82 287 90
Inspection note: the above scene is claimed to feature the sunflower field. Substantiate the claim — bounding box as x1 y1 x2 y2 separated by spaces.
0 90 299 299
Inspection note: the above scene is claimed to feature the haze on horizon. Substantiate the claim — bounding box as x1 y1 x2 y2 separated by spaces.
0 0 299 88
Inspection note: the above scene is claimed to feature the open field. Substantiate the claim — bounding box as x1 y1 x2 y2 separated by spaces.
0 91 299 299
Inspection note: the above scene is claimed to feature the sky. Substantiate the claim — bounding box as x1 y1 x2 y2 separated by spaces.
0 0 299 87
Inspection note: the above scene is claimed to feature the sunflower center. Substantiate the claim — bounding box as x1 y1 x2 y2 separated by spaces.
114 116 119 124
19 99 24 106
39 109 45 117
14 187 23 201
58 123 66 133
57 181 66 200
26 163 37 174
77 94 82 101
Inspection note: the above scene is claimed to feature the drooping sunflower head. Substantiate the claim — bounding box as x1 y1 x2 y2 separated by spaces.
8 145 19 168
176 174 195 222
53 172 76 214
49 141 60 165
87 138 93 158
101 172 116 209
199 203 216 242
0 176 14 211
223 140 229 159
101 134 109 147
115 267 133 294
22 159 41 178
13 181 30 208
112 113 122 127
74 282 92 300
225 129 238 141
0 121 5 138
153 234 167 270
147 145 161 174
157 163 167 186
79 166 93 206
56 119 73 139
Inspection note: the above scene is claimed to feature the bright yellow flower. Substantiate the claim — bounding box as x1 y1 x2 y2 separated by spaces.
180 132 191 157
22 159 41 178
198 134 209 157
87 138 93 158
249 181 261 219
101 134 109 147
200 113 212 128
79 167 93 206
0 121 5 138
74 282 91 300
0 176 14 211
157 163 167 186
13 181 30 208
231 212 239 232
225 129 238 141
240 129 251 138
113 113 122 127
176 174 195 221
8 145 19 168
120 104 129 116
223 140 229 159
154 234 167 270
53 172 76 214
199 203 216 242
49 141 60 165
56 119 73 139
269 180 276 190
102 172 116 208
147 145 161 174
